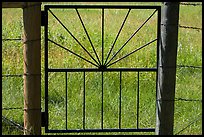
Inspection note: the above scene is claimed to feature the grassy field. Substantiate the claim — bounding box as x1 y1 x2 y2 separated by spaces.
2 2 202 135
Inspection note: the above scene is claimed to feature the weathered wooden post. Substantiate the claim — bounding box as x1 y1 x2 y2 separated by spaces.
23 2 41 135
2 2 42 135
155 2 180 135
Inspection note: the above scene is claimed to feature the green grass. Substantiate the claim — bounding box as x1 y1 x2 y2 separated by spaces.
2 2 202 135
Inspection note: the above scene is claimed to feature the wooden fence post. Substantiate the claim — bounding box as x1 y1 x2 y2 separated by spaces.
23 2 41 135
155 2 180 135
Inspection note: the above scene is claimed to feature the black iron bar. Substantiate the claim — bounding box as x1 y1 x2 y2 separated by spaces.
156 6 161 74
48 39 99 67
75 8 101 66
65 72 68 130
47 128 155 133
106 39 157 67
48 68 157 72
48 9 99 66
119 71 122 129
83 71 86 130
45 7 49 132
101 71 104 129
106 9 158 66
102 8 104 65
104 8 131 65
45 5 160 9
136 72 140 129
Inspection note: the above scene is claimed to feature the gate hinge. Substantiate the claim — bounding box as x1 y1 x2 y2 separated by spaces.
41 11 46 26
41 112 46 127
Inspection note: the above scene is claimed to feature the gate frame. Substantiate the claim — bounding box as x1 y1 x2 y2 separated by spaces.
43 4 161 133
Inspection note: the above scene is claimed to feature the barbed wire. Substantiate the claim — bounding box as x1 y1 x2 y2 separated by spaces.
2 74 23 77
2 38 22 41
180 2 202 6
174 98 202 102
157 98 202 103
2 107 23 110
2 115 36 135
159 65 202 69
175 114 202 135
177 65 202 69
179 25 202 31
179 2 202 32
2 116 24 133
2 97 201 112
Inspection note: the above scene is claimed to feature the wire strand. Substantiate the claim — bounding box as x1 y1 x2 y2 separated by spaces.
175 114 202 135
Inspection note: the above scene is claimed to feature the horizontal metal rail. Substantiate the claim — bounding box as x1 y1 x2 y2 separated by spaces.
47 128 155 133
45 5 161 9
47 68 157 72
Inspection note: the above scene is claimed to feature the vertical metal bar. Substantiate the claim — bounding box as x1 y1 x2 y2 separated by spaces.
157 7 161 70
44 6 49 132
102 8 104 65
65 72 68 130
119 71 122 129
155 6 160 133
101 71 104 129
83 71 86 130
136 72 140 129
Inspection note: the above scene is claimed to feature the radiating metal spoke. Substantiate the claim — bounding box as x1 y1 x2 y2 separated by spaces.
106 39 157 67
104 8 131 65
75 8 101 66
48 39 99 67
106 9 158 66
48 9 100 66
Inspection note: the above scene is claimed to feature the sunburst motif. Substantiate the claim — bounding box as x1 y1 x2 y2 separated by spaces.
47 6 158 70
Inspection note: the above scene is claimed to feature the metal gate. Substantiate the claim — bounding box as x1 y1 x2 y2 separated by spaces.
43 5 161 133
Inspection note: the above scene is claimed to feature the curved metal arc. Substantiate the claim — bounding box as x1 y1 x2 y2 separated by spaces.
105 9 158 67
48 9 100 66
104 8 131 65
106 38 157 68
48 39 99 68
75 8 101 66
